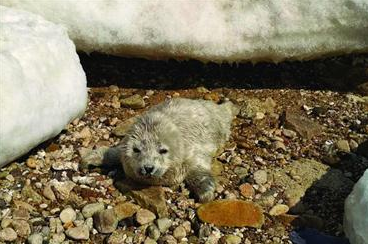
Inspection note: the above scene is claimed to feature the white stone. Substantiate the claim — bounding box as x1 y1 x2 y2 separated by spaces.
344 169 368 244
0 6 87 167
2 0 367 63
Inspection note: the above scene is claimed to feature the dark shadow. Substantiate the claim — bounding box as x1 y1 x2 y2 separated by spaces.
79 52 368 91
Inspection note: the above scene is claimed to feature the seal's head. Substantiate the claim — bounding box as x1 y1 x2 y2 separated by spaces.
120 114 183 181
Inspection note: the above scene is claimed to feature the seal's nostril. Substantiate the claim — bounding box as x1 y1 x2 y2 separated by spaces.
144 165 154 174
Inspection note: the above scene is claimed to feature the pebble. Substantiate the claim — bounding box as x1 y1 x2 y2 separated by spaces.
93 209 119 234
144 238 157 244
52 161 79 171
253 170 268 185
147 224 161 240
114 202 140 220
136 209 156 225
49 180 76 200
112 117 136 136
156 218 172 233
27 233 43 244
239 183 254 198
269 204 290 216
65 224 90 240
120 94 145 109
43 184 56 201
220 234 242 244
272 141 286 152
13 207 30 220
336 140 350 153
161 235 178 244
50 233 65 243
349 139 359 151
60 208 77 223
12 219 31 237
0 227 17 242
82 202 105 218
173 225 187 240
131 187 169 218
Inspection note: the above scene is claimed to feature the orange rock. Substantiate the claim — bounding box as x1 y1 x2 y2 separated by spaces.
197 200 264 228
239 183 254 198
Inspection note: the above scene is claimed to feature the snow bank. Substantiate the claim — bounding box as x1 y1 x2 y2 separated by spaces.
344 170 368 244
0 6 87 166
2 0 368 63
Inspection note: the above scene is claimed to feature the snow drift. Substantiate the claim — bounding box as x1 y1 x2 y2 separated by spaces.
2 0 368 63
344 169 368 244
0 6 87 166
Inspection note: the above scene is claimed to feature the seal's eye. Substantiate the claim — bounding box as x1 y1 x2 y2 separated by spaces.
133 147 141 153
159 148 168 154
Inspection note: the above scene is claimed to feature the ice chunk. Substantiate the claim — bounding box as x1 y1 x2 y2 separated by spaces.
0 6 87 166
2 0 368 63
344 170 368 244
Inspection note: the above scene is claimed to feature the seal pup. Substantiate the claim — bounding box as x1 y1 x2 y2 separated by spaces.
117 98 238 202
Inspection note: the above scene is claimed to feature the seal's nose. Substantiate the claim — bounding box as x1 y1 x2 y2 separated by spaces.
142 165 154 175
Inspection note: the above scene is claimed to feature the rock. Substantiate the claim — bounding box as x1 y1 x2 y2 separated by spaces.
268 159 329 207
120 94 145 109
161 235 178 244
60 208 77 223
112 117 136 136
197 200 264 228
219 235 242 244
82 202 105 218
239 97 276 119
49 217 64 234
156 218 172 233
43 184 56 201
349 139 359 151
65 224 90 240
336 140 350 153
49 180 76 200
111 95 121 109
147 224 161 240
107 230 134 244
233 166 249 178
283 110 323 139
239 183 254 198
50 233 66 243
344 169 368 244
28 233 43 244
21 185 43 203
12 219 31 237
144 238 157 244
282 128 297 138
0 6 87 167
113 202 140 220
0 227 17 242
52 161 79 171
173 225 186 240
79 146 109 167
13 207 30 220
136 209 156 225
269 204 290 216
272 141 286 152
93 209 119 234
253 170 267 185
357 82 368 95
132 187 169 218
211 159 224 176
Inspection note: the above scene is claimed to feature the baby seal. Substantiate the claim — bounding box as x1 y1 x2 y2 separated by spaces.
117 98 238 202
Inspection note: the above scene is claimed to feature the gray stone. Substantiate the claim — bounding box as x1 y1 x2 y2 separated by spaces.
253 170 268 185
136 209 156 225
28 233 44 244
0 228 17 242
82 202 105 218
65 224 90 240
173 225 186 240
60 208 77 223
336 140 350 153
221 235 242 244
93 209 118 234
120 94 145 109
12 219 31 237
156 218 172 233
147 224 160 240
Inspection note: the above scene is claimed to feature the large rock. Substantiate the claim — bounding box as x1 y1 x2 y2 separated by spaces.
344 169 368 244
0 6 87 167
2 1 368 63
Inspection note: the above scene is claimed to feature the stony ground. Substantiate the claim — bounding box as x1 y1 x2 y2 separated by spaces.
0 54 367 244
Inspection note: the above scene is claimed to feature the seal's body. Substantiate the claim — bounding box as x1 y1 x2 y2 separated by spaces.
118 98 238 202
